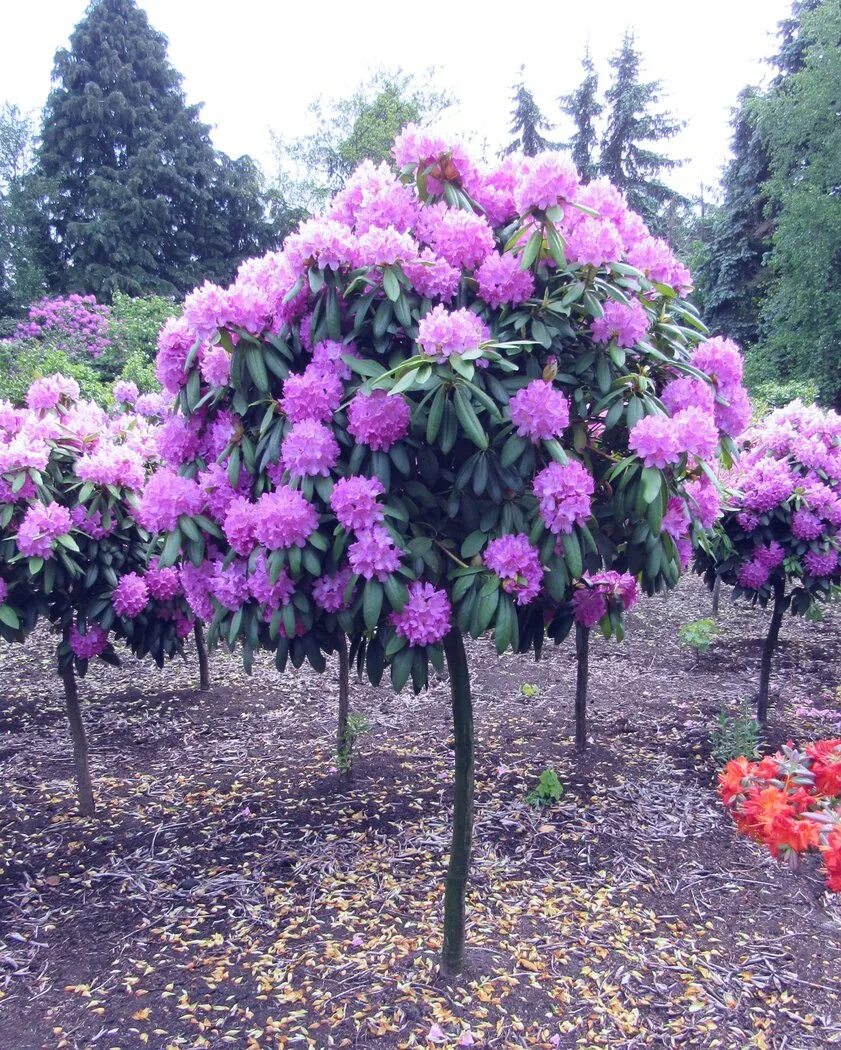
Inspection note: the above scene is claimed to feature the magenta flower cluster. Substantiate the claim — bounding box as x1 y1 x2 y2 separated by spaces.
483 534 544 605
9 295 111 359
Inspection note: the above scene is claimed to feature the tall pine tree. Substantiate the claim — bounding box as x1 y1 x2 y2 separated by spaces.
696 89 771 348
39 0 274 298
502 67 554 157
560 49 602 183
600 32 683 234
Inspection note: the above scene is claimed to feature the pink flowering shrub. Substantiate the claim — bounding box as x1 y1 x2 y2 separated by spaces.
147 130 747 691
8 294 111 359
0 377 193 672
696 401 841 716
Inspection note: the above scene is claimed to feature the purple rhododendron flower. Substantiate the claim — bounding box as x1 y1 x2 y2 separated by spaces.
281 420 340 478
590 300 649 348
348 525 401 581
253 487 318 550
330 475 385 532
347 389 410 451
112 572 149 618
137 470 204 533
280 365 343 424
417 305 490 362
16 502 72 558
312 567 354 612
483 534 544 605
509 380 570 443
533 460 594 536
69 623 109 660
475 251 534 308
391 582 451 646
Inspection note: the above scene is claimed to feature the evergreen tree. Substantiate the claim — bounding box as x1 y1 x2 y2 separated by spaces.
0 104 57 316
696 90 771 348
756 0 841 406
503 67 555 157
600 32 684 233
38 0 272 298
560 49 602 182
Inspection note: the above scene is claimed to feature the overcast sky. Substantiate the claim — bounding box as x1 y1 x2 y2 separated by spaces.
2 0 791 199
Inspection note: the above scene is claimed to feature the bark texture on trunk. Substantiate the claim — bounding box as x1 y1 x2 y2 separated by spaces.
60 653 95 817
758 577 785 724
575 624 590 753
194 621 210 692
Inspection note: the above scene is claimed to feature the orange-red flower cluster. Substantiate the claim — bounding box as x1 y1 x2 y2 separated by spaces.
719 739 841 891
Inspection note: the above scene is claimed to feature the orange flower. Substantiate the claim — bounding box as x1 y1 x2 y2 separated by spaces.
821 829 841 892
767 813 820 856
807 740 841 798
741 786 797 843
719 757 754 806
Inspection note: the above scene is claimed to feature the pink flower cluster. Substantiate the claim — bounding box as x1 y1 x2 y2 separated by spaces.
16 501 72 558
391 582 451 646
417 306 489 362
10 295 111 358
347 390 411 451
509 380 570 443
483 534 544 605
533 460 594 536
572 571 638 628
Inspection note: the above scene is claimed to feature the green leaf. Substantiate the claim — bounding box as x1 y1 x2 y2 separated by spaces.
461 530 486 558
382 266 401 302
426 385 446 444
453 388 488 451
383 574 409 612
390 647 413 691
160 528 182 568
641 466 662 505
0 605 20 630
246 347 269 392
363 579 384 630
559 531 583 579
520 228 542 271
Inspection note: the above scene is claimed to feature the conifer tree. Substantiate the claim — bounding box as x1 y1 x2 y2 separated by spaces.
600 32 683 233
38 0 273 298
502 67 555 157
560 49 602 182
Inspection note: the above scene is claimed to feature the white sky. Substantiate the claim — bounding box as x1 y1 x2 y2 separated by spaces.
3 0 791 199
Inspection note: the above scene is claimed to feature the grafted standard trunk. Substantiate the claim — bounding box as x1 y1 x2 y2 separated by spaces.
758 576 785 724
575 623 590 752
194 621 210 692
336 631 350 759
60 645 95 817
441 628 474 976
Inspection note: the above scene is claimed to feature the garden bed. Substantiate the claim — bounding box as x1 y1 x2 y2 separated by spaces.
1 574 840 1048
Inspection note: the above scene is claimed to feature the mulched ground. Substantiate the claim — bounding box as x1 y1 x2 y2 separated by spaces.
1 574 840 1049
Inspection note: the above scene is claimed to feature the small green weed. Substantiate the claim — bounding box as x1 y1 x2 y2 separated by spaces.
710 702 761 767
520 683 539 699
525 768 564 808
336 713 371 774
678 618 719 655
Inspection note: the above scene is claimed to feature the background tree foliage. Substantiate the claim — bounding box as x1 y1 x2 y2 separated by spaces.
503 67 555 157
559 49 602 184
271 69 452 214
38 0 276 298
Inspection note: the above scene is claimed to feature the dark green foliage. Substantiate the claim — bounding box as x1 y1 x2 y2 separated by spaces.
559 49 602 182
38 0 274 298
100 290 177 379
696 91 771 349
0 104 57 315
755 0 841 407
503 67 555 158
600 32 684 234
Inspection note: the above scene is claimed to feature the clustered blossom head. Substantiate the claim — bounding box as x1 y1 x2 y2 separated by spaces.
16 501 72 558
280 365 343 424
591 299 649 348
483 534 544 605
391 583 452 646
281 420 340 478
572 571 638 628
475 251 534 308
330 475 385 532
347 389 410 451
348 525 402 581
69 623 109 659
253 487 318 550
312 567 354 613
533 460 594 536
113 380 139 406
112 572 149 618
417 306 489 362
137 470 204 533
26 374 80 412
509 380 570 443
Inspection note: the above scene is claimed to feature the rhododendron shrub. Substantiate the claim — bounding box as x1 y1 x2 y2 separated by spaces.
696 402 841 721
0 378 191 815
7 294 112 359
150 130 746 973
720 741 841 892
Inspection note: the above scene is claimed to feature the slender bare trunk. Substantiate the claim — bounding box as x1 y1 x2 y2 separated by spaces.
712 576 722 619
336 632 350 758
60 651 95 817
194 621 210 691
758 577 785 724
441 628 474 977
575 624 590 752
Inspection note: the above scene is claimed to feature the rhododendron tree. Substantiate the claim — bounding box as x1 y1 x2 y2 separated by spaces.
696 402 841 721
149 129 746 973
0 377 194 815
8 294 111 359
720 740 841 891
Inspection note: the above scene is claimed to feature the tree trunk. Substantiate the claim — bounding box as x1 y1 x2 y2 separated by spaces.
757 577 785 724
336 631 350 759
575 624 590 752
194 621 210 692
712 576 722 619
441 628 474 977
60 654 95 817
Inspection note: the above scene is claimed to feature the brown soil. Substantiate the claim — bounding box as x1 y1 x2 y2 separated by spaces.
1 575 840 1049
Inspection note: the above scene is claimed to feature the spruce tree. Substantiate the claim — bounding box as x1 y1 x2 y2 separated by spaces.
600 32 683 233
38 0 272 298
502 67 554 157
696 90 771 349
560 49 602 182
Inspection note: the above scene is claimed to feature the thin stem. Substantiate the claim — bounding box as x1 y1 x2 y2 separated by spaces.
59 638 95 817
434 539 470 570
712 576 722 619
758 576 786 724
194 621 210 692
441 628 474 977
336 631 350 762
575 623 590 753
